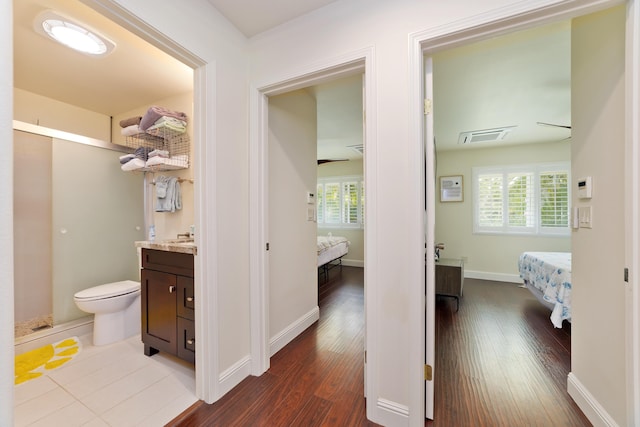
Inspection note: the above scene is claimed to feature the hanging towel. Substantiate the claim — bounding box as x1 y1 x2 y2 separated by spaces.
155 176 168 199
155 176 182 213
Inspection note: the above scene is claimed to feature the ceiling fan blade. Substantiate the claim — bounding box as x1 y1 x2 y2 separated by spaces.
317 159 349 165
537 121 572 129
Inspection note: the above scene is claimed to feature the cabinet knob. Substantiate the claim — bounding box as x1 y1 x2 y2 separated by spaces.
187 339 195 345
169 285 176 293
186 297 194 302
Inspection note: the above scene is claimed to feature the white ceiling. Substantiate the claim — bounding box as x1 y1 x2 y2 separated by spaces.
14 0 570 159
432 20 571 151
14 0 193 117
206 0 340 38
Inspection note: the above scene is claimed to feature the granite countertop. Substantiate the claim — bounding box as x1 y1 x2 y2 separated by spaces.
135 239 197 255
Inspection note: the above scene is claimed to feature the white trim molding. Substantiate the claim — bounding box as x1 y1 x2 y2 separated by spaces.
410 0 629 425
248 45 379 420
218 355 252 398
568 373 620 427
376 398 410 426
625 0 640 424
79 0 219 405
269 307 320 356
464 270 521 284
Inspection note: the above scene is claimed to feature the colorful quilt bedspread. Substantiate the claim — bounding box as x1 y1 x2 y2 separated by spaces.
518 252 572 328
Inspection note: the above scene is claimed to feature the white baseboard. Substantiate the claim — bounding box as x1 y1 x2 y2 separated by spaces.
567 372 619 427
342 259 363 268
464 269 521 283
374 398 409 426
270 306 320 357
15 316 93 354
219 355 252 397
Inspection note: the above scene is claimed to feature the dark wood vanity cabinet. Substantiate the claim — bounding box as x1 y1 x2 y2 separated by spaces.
141 248 195 364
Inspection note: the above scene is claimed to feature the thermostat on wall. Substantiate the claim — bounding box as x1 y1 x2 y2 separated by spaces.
577 176 592 199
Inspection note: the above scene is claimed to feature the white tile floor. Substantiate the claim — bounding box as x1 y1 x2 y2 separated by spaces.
14 334 197 427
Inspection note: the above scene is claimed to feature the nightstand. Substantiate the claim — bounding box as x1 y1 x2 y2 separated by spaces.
435 258 464 311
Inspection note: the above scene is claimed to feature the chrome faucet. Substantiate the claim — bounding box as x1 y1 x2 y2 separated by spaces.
177 232 190 239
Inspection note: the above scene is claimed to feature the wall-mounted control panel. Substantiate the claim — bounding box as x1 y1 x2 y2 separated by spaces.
577 176 592 199
307 191 315 204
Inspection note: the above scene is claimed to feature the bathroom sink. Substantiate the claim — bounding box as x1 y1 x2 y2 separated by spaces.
162 238 195 244
135 238 197 255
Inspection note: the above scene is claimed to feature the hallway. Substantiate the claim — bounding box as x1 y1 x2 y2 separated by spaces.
169 266 376 426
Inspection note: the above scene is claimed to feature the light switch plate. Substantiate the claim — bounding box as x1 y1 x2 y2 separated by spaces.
578 206 592 228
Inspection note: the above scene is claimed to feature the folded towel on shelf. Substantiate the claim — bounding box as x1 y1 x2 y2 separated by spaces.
121 158 146 171
121 124 142 136
119 116 142 128
146 154 189 169
134 147 152 161
146 116 187 136
140 106 188 131
148 149 170 158
155 176 182 213
119 154 135 164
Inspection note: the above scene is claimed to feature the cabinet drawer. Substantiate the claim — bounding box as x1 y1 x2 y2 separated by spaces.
142 249 194 277
177 317 195 364
177 276 194 321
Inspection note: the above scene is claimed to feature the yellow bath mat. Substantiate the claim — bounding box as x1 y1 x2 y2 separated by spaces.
15 337 81 385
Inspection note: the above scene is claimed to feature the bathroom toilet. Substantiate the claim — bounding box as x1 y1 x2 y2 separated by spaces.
73 280 141 346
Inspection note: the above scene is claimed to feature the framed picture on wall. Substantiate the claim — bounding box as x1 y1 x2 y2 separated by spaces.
440 175 463 202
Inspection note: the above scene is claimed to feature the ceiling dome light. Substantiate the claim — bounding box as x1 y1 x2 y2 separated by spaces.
34 11 115 57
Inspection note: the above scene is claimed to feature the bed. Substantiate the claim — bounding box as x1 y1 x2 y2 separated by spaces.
518 252 572 328
317 235 349 281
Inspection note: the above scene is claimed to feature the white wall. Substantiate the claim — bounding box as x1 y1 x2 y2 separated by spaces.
1 1 634 426
435 142 571 281
0 1 13 421
317 159 365 265
248 0 527 417
268 90 319 344
570 6 628 425
14 88 111 141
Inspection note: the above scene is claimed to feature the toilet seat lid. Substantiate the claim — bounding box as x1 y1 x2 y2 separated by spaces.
74 280 140 300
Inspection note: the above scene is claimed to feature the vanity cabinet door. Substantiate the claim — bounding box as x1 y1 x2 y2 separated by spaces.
141 268 177 356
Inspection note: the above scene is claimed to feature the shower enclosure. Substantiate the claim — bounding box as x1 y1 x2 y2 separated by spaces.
13 128 145 339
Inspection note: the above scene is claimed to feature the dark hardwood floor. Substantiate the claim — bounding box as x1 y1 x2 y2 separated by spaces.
168 270 591 426
168 266 378 426
428 278 591 427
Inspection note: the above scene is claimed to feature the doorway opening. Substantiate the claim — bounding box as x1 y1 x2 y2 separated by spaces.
249 52 378 417
415 2 638 424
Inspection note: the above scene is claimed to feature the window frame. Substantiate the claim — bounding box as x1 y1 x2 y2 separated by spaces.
472 162 571 236
317 175 364 229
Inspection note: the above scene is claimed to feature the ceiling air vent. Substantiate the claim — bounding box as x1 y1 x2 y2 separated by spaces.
348 144 364 154
457 126 516 145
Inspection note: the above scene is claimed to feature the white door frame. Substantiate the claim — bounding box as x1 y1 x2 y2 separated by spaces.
409 0 639 425
248 47 378 411
76 0 221 404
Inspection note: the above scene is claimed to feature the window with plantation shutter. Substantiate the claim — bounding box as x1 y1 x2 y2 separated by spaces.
360 180 365 226
317 176 364 229
540 170 569 231
342 182 359 224
473 162 570 236
324 183 341 224
316 183 324 223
